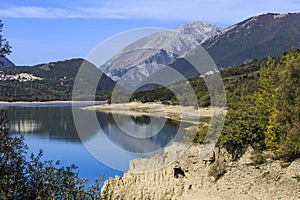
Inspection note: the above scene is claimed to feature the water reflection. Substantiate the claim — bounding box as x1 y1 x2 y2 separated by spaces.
6 106 83 142
3 104 191 175
10 120 41 133
130 115 151 126
2 104 124 185
100 113 183 153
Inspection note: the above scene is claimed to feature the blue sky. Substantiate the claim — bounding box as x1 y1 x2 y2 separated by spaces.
1 0 300 65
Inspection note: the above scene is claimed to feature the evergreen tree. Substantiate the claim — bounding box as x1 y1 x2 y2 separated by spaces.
275 50 300 160
0 20 11 58
256 56 280 151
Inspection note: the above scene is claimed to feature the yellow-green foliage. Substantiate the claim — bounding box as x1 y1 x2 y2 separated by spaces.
265 112 280 151
194 125 208 144
258 48 300 160
219 47 300 161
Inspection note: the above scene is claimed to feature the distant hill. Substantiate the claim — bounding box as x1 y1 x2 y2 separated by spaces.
202 13 300 68
0 56 15 67
0 58 115 101
129 53 264 106
165 13 300 79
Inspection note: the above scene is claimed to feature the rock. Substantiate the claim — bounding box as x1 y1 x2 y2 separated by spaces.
237 146 255 165
203 150 215 165
101 144 300 200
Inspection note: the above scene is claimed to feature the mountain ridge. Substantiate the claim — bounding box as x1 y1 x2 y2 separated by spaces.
100 21 221 81
202 12 300 68
102 12 300 82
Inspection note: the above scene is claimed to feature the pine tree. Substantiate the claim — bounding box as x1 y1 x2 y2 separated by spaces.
0 20 11 57
256 56 280 151
275 51 300 159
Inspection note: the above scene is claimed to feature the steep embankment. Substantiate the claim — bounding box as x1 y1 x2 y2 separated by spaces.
101 144 300 199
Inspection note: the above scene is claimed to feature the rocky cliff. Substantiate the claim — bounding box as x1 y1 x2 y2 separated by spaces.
101 144 300 200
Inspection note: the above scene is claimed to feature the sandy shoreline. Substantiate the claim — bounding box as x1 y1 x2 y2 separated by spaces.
83 102 226 125
0 100 226 124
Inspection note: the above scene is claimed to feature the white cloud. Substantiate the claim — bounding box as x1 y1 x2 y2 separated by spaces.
0 6 67 18
0 0 300 25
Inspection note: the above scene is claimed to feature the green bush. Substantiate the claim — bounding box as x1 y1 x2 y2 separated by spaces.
193 125 208 144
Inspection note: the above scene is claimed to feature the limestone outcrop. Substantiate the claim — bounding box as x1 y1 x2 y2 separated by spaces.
101 144 300 200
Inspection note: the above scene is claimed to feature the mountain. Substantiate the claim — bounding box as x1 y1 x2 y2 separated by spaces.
202 12 300 68
0 56 15 67
0 58 115 101
164 12 300 79
99 22 221 82
101 13 300 83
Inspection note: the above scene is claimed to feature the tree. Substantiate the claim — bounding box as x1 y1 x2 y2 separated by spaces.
0 113 26 199
275 51 300 160
255 48 300 160
0 111 104 199
219 96 264 160
256 56 280 151
0 20 11 57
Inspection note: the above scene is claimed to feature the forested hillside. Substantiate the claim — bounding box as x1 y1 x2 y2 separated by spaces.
131 48 300 161
0 59 115 101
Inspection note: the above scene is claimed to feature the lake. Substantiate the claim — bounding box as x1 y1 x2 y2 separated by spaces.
1 103 189 185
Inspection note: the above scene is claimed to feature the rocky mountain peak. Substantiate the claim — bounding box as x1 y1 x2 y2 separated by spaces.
100 21 221 82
